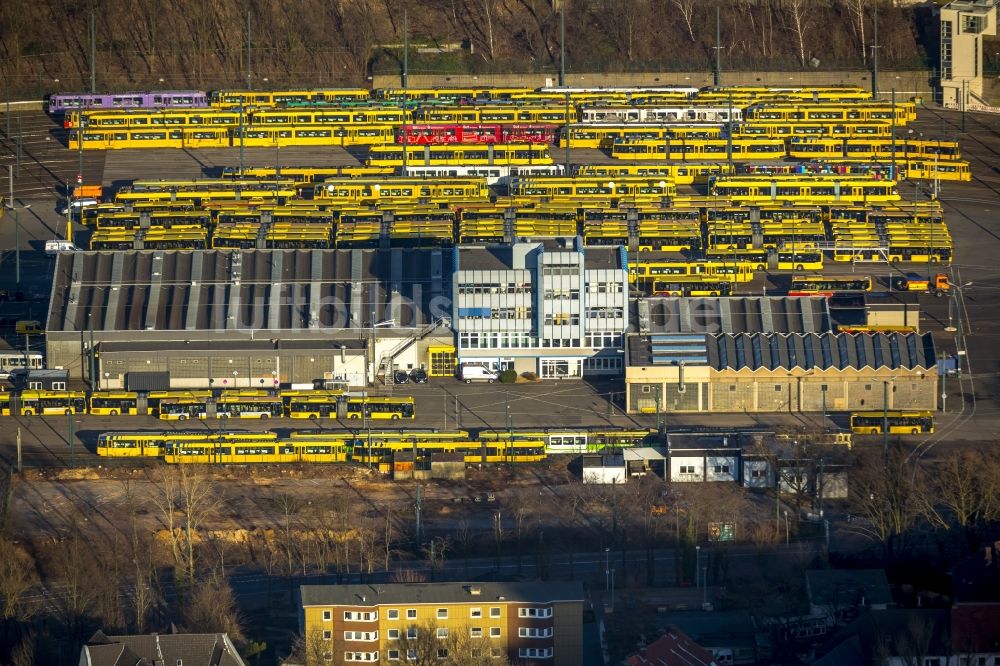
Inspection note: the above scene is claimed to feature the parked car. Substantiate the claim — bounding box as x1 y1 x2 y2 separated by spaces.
393 370 410 384
409 368 428 384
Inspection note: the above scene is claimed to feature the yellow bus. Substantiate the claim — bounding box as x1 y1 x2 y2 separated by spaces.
157 397 210 420
631 260 755 283
732 122 892 138
89 391 140 416
705 249 770 270
788 275 874 296
651 279 734 297
344 396 416 420
215 395 283 419
19 391 88 416
477 428 657 453
0 394 10 416
776 251 823 271
287 395 341 419
850 410 934 435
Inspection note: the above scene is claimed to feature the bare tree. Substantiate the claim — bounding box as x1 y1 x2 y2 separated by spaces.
120 479 158 632
842 0 871 64
181 577 245 645
177 466 222 587
0 537 38 624
395 621 511 666
780 0 814 66
671 0 699 43
919 449 1000 549
849 447 920 562
149 466 184 583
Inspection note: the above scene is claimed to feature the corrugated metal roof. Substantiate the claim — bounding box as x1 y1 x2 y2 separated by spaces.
707 332 936 371
47 249 452 333
639 296 832 335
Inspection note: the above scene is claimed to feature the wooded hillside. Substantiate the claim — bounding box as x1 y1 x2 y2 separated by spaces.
0 0 933 96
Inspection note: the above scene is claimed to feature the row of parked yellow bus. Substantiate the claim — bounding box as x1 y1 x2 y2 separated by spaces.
0 389 415 420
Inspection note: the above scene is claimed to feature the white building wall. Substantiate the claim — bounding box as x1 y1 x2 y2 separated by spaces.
669 455 705 482
705 455 739 482
582 466 627 485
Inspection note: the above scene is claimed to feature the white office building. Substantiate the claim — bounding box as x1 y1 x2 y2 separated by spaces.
453 240 628 378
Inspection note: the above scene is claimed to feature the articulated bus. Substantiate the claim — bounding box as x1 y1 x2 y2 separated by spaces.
788 275 874 296
344 397 416 420
19 391 87 416
788 138 962 161
350 439 547 466
89 391 139 415
850 410 934 435
705 250 770 271
216 396 283 419
578 105 742 124
732 122 893 138
631 260 755 283
158 397 209 420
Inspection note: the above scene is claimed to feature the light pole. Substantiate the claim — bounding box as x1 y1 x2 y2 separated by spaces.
604 547 610 592
233 369 238 389
882 380 892 457
783 509 789 544
695 545 701 588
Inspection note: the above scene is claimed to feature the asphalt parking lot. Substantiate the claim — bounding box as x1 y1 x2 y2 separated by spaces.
0 105 997 467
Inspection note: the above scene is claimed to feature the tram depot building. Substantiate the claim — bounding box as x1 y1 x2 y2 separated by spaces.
623 296 939 414
45 249 937 412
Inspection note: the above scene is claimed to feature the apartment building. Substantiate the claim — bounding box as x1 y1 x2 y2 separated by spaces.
299 581 584 665
453 240 628 379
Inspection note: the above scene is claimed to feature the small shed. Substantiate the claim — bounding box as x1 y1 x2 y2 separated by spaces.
11 368 69 391
392 450 415 480
429 452 465 480
582 454 626 485
624 447 667 478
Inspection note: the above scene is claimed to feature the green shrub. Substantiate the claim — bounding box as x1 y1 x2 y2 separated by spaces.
520 371 538 381
499 369 518 384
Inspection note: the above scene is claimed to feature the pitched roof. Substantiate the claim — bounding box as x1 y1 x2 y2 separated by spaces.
625 626 717 666
707 332 935 372
81 632 246 666
814 609 950 664
300 581 584 608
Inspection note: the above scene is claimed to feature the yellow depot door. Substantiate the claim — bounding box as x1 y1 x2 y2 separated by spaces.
428 345 456 377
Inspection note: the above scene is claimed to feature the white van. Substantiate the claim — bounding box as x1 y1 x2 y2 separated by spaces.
459 364 498 384
60 198 98 215
45 240 77 255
